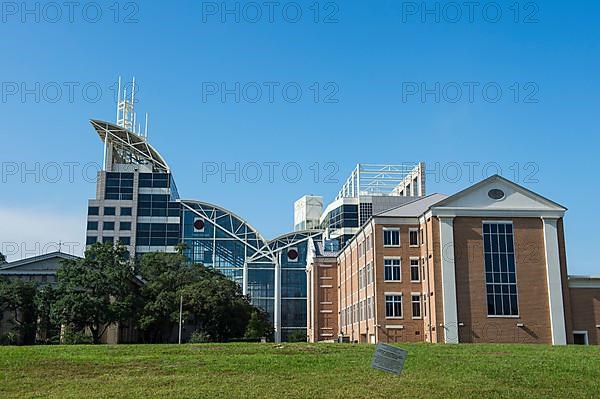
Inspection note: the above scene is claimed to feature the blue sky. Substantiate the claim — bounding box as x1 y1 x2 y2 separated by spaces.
0 1 598 274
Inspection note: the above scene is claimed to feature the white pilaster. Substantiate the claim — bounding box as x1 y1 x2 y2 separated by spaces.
542 218 567 345
274 257 282 343
242 263 248 296
439 217 459 344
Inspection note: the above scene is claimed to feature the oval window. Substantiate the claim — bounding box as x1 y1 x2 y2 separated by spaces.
287 249 299 260
488 189 505 200
194 219 205 230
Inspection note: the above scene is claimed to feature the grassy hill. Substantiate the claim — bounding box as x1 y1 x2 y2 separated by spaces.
1 343 598 398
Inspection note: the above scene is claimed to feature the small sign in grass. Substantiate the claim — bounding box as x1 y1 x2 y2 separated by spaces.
371 343 408 375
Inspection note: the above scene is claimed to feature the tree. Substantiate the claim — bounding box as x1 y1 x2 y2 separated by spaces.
52 243 136 344
0 252 6 265
137 250 199 342
138 248 272 343
0 277 38 345
244 310 274 341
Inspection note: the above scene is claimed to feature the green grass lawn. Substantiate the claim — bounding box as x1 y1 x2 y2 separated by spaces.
0 343 598 398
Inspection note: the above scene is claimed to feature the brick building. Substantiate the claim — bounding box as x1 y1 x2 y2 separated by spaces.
307 175 600 345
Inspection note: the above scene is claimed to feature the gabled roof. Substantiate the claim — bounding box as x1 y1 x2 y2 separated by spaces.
374 193 449 218
0 252 81 273
428 175 566 218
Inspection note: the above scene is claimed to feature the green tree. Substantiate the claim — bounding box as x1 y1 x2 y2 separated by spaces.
137 250 199 342
138 248 271 343
0 252 6 264
52 243 136 344
244 310 274 341
34 286 59 344
0 277 38 345
180 266 254 342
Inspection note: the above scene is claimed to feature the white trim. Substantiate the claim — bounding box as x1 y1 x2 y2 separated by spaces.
408 227 419 247
542 218 567 345
432 208 565 219
439 216 459 344
382 227 401 247
573 330 589 345
385 325 404 329
410 257 420 282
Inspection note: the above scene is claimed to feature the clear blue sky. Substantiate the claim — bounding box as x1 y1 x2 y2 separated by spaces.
0 1 598 274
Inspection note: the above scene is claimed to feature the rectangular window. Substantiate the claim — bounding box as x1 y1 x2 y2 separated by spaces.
385 294 403 318
103 222 115 231
384 258 401 281
366 263 372 285
118 237 131 245
119 222 131 231
410 258 420 282
483 222 519 316
104 207 116 216
412 294 422 319
102 236 114 244
383 228 400 247
87 221 98 231
86 236 97 245
88 206 99 216
423 292 427 317
366 297 371 319
409 228 419 246
120 207 132 216
419 228 424 246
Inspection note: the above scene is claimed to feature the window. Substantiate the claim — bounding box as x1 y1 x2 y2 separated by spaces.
419 228 424 246
359 268 364 289
385 294 403 318
411 294 422 319
102 236 114 244
120 222 131 231
105 172 134 200
366 297 371 319
104 207 116 216
366 263 372 285
421 258 426 281
86 236 97 245
384 258 401 281
118 237 131 245
483 222 519 316
366 235 371 251
120 207 132 216
423 292 427 317
88 206 99 216
341 308 346 327
87 221 98 231
409 228 419 246
103 222 115 231
410 258 420 282
383 228 400 246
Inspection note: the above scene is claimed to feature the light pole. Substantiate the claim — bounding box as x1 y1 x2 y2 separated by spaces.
178 294 183 344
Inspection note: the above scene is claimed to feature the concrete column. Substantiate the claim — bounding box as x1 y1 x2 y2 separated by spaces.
438 217 459 344
242 263 248 296
274 256 282 343
542 218 567 345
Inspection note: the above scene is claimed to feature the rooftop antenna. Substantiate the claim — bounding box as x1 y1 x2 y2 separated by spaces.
116 76 136 133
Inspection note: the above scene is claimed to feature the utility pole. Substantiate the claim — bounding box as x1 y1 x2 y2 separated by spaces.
178 294 183 344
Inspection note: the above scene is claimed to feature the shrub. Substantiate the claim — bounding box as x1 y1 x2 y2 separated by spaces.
188 330 211 344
